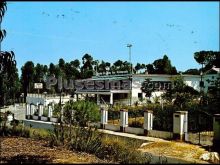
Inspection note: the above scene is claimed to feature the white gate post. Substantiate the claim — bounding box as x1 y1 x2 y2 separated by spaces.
38 104 44 117
100 106 108 129
144 110 153 135
120 109 128 132
173 111 188 141
26 104 30 119
48 105 53 118
30 104 35 116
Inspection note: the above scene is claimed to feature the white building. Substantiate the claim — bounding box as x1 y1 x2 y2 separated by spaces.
25 71 219 116
75 72 219 106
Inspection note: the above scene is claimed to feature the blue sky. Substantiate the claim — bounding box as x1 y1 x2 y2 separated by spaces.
2 2 219 75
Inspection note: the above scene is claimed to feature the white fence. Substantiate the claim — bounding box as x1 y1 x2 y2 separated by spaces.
105 124 120 131
125 127 144 135
148 130 173 139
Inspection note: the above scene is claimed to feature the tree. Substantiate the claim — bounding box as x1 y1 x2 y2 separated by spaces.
70 59 80 69
145 64 155 74
0 1 18 106
98 60 106 73
141 78 154 100
58 58 65 70
122 61 131 72
194 51 220 72
34 63 44 82
81 53 94 78
21 61 35 100
153 55 177 74
49 63 56 76
135 63 141 74
162 76 199 108
105 62 111 69
140 63 145 71
183 68 200 75
65 62 80 79
113 60 123 71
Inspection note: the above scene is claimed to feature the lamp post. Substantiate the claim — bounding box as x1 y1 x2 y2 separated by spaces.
200 63 205 105
127 44 132 74
127 44 132 106
198 62 205 145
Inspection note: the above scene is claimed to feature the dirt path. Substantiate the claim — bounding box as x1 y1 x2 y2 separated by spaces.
0 137 107 164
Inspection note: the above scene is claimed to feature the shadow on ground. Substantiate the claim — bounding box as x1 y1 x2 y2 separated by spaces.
1 154 52 164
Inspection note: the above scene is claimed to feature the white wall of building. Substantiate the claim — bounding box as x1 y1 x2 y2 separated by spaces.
131 74 218 103
26 95 72 106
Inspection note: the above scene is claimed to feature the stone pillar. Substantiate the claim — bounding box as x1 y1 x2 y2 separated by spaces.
48 105 53 118
144 110 153 135
38 104 44 116
173 111 188 141
30 104 35 116
120 109 128 132
213 114 220 152
110 93 113 105
26 104 30 119
100 106 108 129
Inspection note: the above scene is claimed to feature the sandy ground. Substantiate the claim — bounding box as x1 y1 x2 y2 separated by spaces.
138 140 210 164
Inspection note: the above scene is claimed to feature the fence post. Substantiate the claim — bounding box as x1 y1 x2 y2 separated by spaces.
120 109 128 132
173 111 188 141
144 110 153 135
48 105 53 118
100 106 108 129
26 103 30 119
38 104 44 119
30 104 35 116
213 114 220 152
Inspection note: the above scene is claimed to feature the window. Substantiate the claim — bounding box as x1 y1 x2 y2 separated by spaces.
138 93 143 100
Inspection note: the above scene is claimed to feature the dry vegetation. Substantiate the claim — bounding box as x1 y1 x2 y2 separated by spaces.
0 137 108 164
138 140 209 163
108 117 144 125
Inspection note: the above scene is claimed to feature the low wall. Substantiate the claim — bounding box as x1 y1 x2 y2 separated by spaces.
105 124 120 131
148 130 173 139
187 132 213 146
23 119 54 130
125 127 144 135
88 122 101 128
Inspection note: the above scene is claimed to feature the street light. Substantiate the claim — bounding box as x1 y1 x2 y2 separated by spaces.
127 44 132 75
127 44 132 106
200 63 205 105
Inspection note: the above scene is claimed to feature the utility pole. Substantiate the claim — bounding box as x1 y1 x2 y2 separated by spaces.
127 44 132 106
127 44 132 74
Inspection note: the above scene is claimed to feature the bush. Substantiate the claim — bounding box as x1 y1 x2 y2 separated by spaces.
29 128 51 140
64 100 100 127
98 136 150 163
68 126 103 154
129 120 143 128
10 125 31 138
108 109 120 120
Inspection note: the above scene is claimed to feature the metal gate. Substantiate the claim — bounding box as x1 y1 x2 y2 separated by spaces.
188 109 213 146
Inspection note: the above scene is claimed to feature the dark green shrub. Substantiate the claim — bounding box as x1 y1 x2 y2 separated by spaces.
129 120 143 128
64 100 100 127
